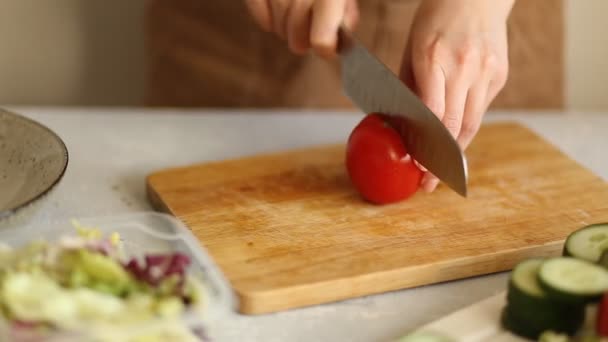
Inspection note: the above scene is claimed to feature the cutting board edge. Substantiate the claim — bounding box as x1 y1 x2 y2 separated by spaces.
145 120 531 180
231 241 564 315
146 179 173 214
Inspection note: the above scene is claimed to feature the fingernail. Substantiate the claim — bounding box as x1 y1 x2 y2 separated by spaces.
312 38 337 59
422 178 439 193
414 160 428 172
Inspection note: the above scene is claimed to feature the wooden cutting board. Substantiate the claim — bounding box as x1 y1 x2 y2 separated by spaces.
146 122 608 315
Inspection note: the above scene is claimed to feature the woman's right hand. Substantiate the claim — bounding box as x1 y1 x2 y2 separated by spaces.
244 0 359 59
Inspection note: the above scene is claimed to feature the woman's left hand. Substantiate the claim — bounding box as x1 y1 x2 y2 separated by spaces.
399 0 515 192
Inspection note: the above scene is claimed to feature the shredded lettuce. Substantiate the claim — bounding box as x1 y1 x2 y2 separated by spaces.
0 227 208 341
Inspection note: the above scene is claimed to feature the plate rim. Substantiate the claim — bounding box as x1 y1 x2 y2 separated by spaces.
0 108 69 218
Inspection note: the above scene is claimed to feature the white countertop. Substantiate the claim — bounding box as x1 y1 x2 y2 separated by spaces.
4 106 608 342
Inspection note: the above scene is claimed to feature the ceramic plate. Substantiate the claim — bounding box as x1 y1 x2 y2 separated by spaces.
0 109 68 223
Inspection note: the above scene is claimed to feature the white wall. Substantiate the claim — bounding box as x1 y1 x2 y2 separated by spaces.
565 0 608 111
0 0 606 110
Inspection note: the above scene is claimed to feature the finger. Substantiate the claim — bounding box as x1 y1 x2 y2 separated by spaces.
413 159 427 172
270 0 291 39
245 0 273 32
421 173 440 193
486 74 507 108
442 71 474 141
458 81 489 149
287 0 314 54
411 44 447 120
407 43 447 192
420 66 475 193
311 0 347 59
399 62 415 92
343 0 359 31
398 40 416 90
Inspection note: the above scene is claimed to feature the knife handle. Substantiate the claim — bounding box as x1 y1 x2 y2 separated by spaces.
337 25 356 55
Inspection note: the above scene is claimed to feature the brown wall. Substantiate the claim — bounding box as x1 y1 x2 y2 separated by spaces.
3 1 597 109
144 0 564 110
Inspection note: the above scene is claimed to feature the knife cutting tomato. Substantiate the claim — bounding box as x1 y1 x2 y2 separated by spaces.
346 113 423 204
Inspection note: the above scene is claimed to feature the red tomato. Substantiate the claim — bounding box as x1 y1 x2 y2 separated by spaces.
597 292 608 336
346 113 423 204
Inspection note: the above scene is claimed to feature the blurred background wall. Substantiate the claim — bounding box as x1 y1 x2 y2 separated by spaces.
565 0 608 111
0 0 605 110
0 0 146 106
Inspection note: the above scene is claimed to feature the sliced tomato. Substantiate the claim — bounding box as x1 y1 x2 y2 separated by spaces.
346 113 423 204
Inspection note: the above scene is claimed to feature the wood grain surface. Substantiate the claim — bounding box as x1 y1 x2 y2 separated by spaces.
144 0 564 109
146 122 608 314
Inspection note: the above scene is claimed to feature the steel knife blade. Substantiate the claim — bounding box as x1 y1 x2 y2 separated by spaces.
337 28 468 197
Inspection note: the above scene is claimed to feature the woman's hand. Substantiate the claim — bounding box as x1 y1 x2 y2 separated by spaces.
245 0 515 195
244 0 359 58
400 0 515 192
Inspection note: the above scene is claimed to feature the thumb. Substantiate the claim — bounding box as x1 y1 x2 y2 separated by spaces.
343 0 359 31
398 41 416 92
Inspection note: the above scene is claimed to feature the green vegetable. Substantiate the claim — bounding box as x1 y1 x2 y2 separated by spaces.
538 330 570 342
502 259 585 339
599 249 608 269
500 223 608 341
563 223 608 263
156 297 184 318
62 249 135 296
77 250 130 284
538 257 608 304
0 230 207 341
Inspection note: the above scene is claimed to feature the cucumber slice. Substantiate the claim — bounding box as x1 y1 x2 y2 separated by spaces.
599 249 608 269
507 259 555 313
508 258 546 299
563 223 608 262
538 330 571 342
507 258 576 309
501 307 544 340
504 258 586 339
502 305 584 340
505 296 584 334
539 257 608 304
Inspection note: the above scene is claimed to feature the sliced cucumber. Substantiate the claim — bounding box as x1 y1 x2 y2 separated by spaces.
502 305 584 340
507 259 555 314
505 295 584 334
538 330 571 342
507 258 577 310
508 258 546 299
501 307 544 340
503 259 586 339
539 257 608 304
599 249 608 269
563 223 608 263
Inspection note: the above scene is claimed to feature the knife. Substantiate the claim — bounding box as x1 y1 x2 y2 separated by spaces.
337 27 468 197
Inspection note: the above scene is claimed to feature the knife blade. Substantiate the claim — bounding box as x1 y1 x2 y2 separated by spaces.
337 28 468 197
